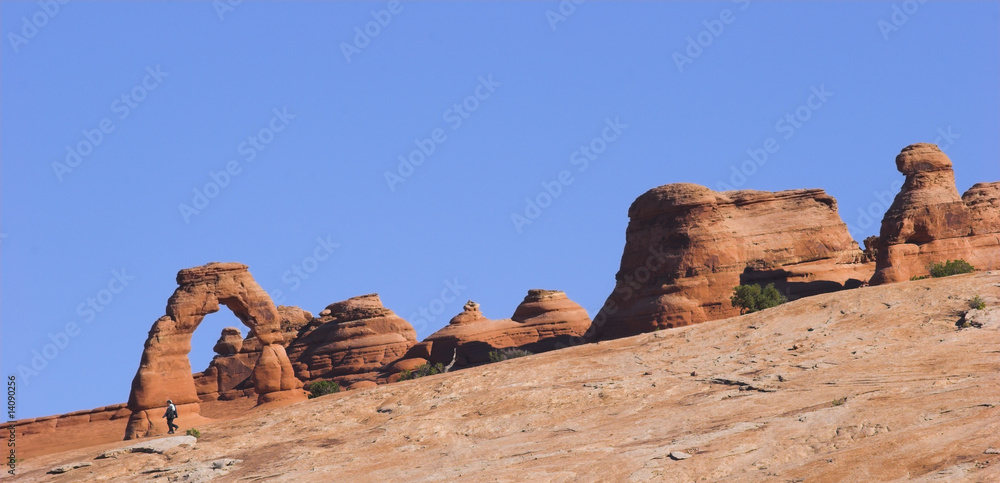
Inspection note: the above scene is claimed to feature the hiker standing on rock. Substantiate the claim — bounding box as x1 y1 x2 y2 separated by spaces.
163 399 179 434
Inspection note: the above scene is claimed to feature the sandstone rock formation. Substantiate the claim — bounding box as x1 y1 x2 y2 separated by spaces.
964 183 1000 235
588 184 873 340
124 262 304 440
277 305 313 346
387 290 591 374
285 294 417 387
193 327 259 402
871 143 1000 284
0 403 131 459
0 404 130 436
20 273 1000 481
191 303 312 403
97 435 197 459
213 328 244 355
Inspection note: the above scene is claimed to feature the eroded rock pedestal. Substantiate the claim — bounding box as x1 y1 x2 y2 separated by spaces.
387 290 591 375
871 143 1000 284
589 184 873 340
124 262 304 440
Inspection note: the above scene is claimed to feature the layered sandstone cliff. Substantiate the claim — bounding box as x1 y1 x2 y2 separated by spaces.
588 184 873 340
871 143 1000 284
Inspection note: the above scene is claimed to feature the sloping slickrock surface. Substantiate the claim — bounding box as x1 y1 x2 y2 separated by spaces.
96 435 197 459
17 272 999 481
46 462 91 474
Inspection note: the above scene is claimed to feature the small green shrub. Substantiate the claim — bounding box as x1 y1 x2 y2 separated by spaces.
910 275 929 281
488 348 533 363
731 283 787 315
305 380 341 399
928 259 975 278
185 428 201 439
398 363 446 381
832 397 847 407
969 295 986 310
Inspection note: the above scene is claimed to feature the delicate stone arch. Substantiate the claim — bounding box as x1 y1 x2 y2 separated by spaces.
124 262 303 439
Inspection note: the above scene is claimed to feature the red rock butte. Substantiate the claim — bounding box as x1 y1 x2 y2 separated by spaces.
124 262 305 440
870 143 1000 284
588 184 873 340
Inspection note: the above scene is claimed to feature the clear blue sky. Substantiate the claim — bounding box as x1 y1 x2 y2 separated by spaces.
2 1 998 419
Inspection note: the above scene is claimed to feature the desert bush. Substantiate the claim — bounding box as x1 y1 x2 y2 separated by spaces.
186 428 201 439
832 397 847 407
928 259 975 278
398 363 446 381
731 283 787 315
306 380 341 399
969 295 986 310
488 348 533 363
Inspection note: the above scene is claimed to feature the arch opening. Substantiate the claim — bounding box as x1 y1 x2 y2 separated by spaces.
124 262 304 440
189 310 245 375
